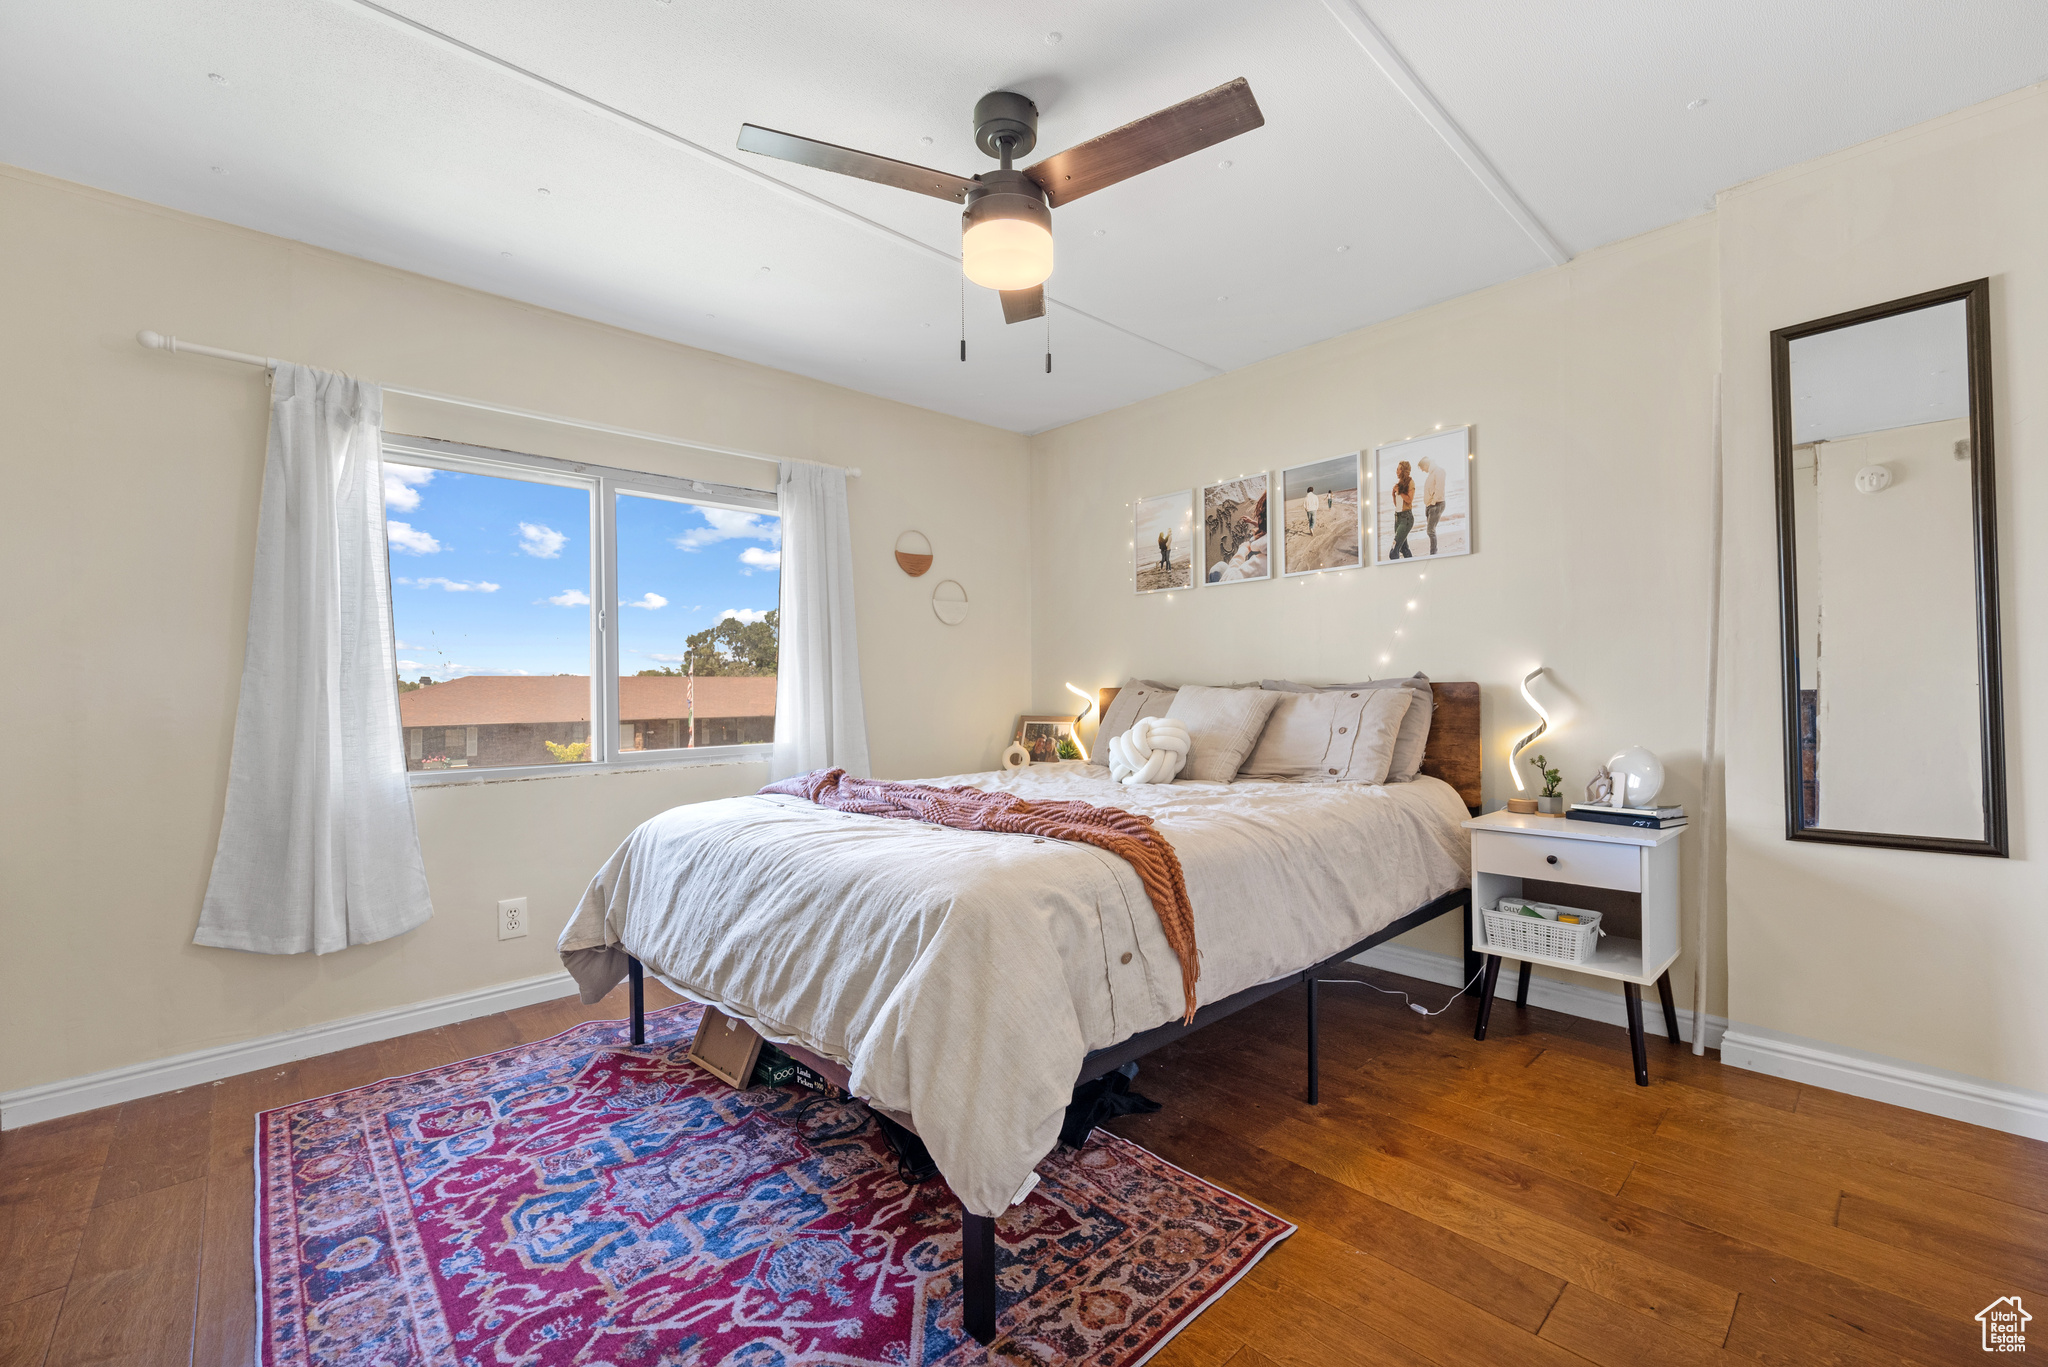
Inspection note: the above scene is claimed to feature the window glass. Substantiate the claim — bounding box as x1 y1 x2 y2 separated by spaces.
614 491 780 753
386 462 594 770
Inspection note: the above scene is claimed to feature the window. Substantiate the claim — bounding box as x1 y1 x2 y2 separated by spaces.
385 457 592 773
383 434 778 780
615 490 780 753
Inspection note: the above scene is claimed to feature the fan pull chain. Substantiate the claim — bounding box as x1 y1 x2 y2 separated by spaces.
959 273 966 363
1045 306 1052 374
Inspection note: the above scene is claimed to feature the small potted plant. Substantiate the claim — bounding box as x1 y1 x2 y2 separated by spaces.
421 753 450 771
1527 753 1565 814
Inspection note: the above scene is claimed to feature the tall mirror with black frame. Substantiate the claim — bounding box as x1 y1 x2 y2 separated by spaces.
1772 278 2006 857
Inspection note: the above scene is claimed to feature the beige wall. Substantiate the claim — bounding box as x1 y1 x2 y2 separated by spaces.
1028 216 1726 1013
0 166 1030 1095
1028 83 2048 1096
1718 87 2048 1092
8 78 2046 1109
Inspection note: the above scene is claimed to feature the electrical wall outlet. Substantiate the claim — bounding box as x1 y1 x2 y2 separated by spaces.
498 897 528 941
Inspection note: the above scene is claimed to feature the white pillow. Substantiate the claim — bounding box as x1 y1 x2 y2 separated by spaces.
1090 678 1176 766
1091 678 1259 766
1261 674 1434 781
1164 685 1282 783
1239 687 1413 783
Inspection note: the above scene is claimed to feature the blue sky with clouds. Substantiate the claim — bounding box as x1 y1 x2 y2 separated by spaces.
384 463 780 680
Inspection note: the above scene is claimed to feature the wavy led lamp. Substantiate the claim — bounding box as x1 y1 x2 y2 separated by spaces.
1509 665 1552 792
1064 681 1095 762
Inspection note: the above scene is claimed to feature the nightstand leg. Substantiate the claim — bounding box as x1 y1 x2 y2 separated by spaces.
1472 956 1503 1041
1515 960 1532 1009
1461 893 1482 996
1655 971 1682 1044
1623 982 1649 1086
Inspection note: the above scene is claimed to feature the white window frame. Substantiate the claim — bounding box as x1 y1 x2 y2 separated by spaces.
384 433 778 785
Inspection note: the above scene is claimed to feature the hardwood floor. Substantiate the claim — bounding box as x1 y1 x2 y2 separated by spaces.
2 966 2039 1366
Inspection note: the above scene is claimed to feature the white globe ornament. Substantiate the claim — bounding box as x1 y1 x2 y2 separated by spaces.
1605 746 1665 809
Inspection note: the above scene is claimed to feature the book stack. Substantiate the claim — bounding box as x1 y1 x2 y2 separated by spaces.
1566 802 1687 830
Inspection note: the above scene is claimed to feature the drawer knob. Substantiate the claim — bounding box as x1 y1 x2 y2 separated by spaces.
1545 854 1559 865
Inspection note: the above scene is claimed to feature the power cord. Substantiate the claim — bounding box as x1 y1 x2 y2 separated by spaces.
1318 965 1486 1018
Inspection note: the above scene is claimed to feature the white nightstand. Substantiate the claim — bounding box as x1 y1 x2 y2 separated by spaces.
1461 808 1687 1086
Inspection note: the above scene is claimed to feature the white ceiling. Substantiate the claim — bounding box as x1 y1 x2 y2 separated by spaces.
3 1 2042 434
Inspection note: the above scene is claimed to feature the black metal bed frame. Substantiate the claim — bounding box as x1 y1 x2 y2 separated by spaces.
622 884 1473 1346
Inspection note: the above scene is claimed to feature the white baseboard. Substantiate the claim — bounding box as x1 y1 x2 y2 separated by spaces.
1352 943 2048 1146
18 948 2042 1151
1348 943 1728 1049
1720 1025 2048 1144
0 970 580 1131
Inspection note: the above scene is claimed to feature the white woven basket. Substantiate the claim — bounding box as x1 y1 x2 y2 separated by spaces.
1483 901 1603 964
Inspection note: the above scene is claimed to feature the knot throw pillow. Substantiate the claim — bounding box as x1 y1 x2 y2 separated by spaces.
1107 717 1191 786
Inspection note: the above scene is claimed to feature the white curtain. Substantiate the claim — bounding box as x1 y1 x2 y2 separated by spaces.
771 461 871 779
194 364 433 954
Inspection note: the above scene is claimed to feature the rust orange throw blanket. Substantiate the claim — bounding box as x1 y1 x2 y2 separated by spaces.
762 768 1201 1021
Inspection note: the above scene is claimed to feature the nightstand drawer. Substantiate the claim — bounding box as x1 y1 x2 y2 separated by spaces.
1472 829 1641 893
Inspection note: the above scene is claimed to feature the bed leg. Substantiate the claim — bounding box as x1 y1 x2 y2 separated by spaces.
962 1209 997 1345
1461 892 1482 996
627 955 646 1047
1306 972 1320 1106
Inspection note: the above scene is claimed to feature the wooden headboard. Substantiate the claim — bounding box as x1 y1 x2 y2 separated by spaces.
1418 682 1481 811
1096 681 1482 811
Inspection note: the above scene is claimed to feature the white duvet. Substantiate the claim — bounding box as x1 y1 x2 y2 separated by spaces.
558 763 1471 1216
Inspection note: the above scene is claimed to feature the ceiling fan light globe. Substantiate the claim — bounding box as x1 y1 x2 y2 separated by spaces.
962 218 1054 290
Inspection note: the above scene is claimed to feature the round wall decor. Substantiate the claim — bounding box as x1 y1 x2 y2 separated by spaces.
895 530 934 577
931 578 970 625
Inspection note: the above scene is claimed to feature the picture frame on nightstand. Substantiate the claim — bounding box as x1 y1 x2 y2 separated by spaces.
1013 714 1087 764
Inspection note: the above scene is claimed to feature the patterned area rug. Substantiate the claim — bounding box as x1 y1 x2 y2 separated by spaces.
257 1003 1292 1366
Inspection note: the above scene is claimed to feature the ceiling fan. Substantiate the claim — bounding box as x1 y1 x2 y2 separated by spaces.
736 79 1264 328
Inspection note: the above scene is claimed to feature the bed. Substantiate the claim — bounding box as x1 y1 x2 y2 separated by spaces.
559 681 1481 1344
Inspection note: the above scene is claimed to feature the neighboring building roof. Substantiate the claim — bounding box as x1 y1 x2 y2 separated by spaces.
399 674 776 727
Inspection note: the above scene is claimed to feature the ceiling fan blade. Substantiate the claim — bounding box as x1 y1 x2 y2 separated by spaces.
1023 78 1264 208
736 124 978 203
1000 286 1046 325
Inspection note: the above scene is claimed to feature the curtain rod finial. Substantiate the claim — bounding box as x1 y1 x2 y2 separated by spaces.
138 328 169 351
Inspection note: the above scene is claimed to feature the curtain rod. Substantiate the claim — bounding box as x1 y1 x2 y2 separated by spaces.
135 330 861 477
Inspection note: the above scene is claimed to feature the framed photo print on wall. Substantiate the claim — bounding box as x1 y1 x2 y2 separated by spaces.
1201 474 1271 584
1133 488 1195 593
1373 426 1472 564
1280 454 1363 576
